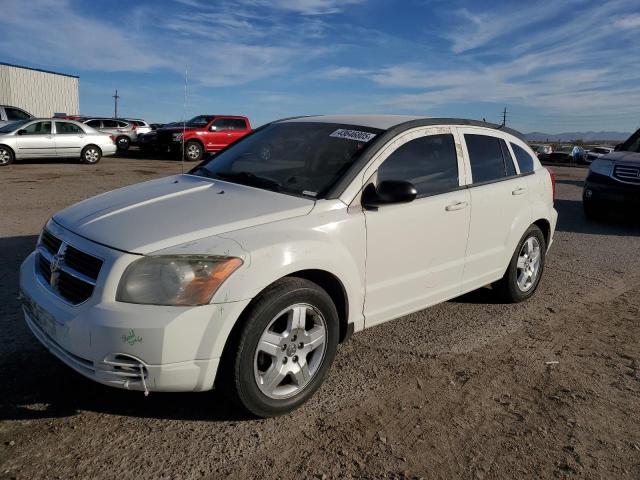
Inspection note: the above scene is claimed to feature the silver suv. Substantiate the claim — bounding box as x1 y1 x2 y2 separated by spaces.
82 118 137 151
0 105 34 128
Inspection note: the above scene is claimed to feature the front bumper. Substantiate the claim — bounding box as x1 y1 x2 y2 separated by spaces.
19 234 251 393
583 172 640 207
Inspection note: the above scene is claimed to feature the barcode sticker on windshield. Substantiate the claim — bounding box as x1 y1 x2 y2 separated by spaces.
330 129 377 142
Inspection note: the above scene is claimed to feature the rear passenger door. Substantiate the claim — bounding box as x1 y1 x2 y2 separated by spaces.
363 128 471 326
457 128 532 292
54 121 86 157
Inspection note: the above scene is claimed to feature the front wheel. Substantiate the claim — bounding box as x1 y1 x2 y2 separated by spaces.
184 140 204 162
0 145 14 166
81 145 102 164
493 225 546 303
220 277 339 417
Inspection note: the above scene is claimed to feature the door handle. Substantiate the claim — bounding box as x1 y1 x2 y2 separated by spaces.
445 201 468 211
512 187 527 195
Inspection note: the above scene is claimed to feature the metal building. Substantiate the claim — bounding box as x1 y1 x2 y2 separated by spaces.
0 62 79 117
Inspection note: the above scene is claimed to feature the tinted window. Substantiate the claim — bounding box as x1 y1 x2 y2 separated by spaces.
500 139 517 176
102 119 118 128
378 134 459 197
212 118 232 130
510 143 535 173
0 120 29 133
229 119 247 130
23 121 52 135
86 119 101 128
465 134 508 183
117 121 129 128
187 115 214 127
511 143 534 173
55 122 83 134
5 107 31 120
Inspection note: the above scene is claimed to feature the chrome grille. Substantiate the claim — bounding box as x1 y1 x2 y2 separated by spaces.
36 229 103 305
613 164 640 184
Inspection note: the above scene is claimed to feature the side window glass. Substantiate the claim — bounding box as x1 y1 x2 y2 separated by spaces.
511 143 535 173
377 134 459 197
212 119 230 131
55 122 83 134
117 121 129 128
23 121 52 135
230 119 247 130
500 139 517 176
465 134 507 183
86 120 101 128
6 108 31 120
102 120 118 128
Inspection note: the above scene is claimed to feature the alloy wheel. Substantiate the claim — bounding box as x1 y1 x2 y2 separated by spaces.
186 144 201 160
0 149 10 165
253 303 327 399
84 148 99 163
516 236 541 292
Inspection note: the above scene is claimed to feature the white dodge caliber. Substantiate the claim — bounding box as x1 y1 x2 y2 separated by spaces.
20 115 557 417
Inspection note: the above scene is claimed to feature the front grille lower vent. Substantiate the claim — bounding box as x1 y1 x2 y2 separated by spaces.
36 229 103 305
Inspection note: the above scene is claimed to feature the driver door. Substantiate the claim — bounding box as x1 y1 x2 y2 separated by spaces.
361 128 471 327
16 121 55 157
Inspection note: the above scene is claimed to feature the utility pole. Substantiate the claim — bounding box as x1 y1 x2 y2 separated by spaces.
113 90 120 118
501 107 509 126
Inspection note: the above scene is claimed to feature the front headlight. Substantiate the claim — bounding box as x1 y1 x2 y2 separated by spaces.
116 256 243 306
589 159 613 176
172 132 183 141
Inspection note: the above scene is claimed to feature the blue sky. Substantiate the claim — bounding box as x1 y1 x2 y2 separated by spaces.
1 0 639 133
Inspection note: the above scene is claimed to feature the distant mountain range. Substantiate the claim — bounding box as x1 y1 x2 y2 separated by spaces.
524 131 632 142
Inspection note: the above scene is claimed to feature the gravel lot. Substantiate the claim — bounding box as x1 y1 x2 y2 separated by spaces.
1 156 639 479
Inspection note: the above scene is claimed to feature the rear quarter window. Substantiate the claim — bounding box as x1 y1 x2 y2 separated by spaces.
510 143 535 173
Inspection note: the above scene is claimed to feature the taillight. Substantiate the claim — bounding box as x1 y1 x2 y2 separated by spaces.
547 167 556 202
131 124 137 131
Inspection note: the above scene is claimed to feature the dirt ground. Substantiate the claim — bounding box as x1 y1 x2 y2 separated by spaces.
1 156 639 479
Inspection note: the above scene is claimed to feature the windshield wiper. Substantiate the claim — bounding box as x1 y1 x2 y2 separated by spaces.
213 171 282 192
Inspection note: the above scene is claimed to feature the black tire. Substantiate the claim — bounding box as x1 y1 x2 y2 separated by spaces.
219 277 339 418
493 225 546 303
184 140 204 162
116 136 130 151
583 198 601 220
0 145 14 166
81 145 102 164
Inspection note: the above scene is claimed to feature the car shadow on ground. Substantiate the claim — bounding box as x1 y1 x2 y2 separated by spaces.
0 234 249 423
554 199 640 236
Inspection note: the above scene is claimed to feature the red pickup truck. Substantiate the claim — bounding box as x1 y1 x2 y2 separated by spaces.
155 115 252 161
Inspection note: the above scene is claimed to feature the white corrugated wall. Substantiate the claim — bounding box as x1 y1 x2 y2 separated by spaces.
0 64 79 117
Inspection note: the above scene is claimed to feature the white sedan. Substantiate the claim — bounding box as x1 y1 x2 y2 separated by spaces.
20 115 557 417
0 118 117 166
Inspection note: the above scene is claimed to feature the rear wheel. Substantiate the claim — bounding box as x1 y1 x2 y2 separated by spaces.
220 277 339 418
81 145 102 164
493 225 546 303
184 140 204 162
0 146 14 166
116 136 130 151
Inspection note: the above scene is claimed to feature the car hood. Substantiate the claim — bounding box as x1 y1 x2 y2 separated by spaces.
604 151 640 163
53 174 315 254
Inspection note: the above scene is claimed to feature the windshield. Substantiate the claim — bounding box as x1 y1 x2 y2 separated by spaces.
186 115 214 127
620 130 640 153
0 120 30 134
191 122 382 198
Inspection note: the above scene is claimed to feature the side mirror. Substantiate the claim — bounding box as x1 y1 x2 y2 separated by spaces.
17 129 27 135
361 180 417 210
614 143 622 151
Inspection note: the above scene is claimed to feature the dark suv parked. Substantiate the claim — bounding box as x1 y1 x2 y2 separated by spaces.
583 129 640 217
